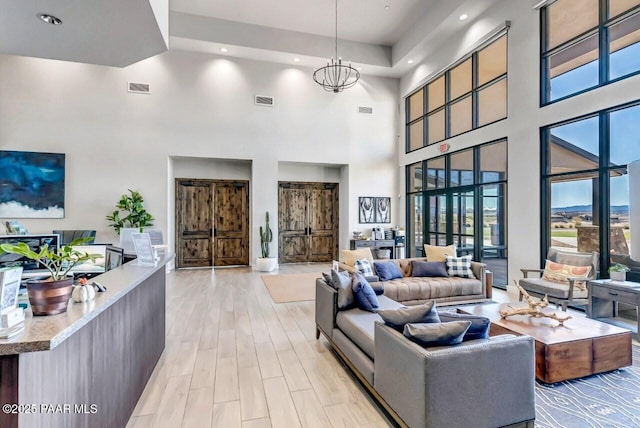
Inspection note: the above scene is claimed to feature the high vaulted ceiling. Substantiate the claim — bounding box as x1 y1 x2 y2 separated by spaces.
170 0 432 46
170 0 502 77
0 0 501 76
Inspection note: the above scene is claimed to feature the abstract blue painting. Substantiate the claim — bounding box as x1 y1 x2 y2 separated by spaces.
0 151 65 218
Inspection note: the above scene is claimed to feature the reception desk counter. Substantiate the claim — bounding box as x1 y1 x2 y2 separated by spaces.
0 256 172 428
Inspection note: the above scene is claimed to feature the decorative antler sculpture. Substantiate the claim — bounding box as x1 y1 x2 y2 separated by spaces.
500 282 572 326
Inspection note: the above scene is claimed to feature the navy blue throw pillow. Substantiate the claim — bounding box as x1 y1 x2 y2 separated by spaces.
438 312 490 341
352 273 380 312
411 260 448 277
403 321 471 347
373 261 403 281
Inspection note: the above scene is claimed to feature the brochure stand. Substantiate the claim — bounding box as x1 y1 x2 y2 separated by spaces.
132 233 157 266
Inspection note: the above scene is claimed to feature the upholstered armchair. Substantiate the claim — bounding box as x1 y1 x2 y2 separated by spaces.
519 248 599 311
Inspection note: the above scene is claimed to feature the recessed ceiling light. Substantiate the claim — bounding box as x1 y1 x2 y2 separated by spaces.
459 14 469 21
220 47 228 53
39 14 62 25
385 5 390 10
407 59 414 64
293 58 300 63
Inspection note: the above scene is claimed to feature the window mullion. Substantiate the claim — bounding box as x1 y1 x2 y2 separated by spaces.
445 71 451 139
472 52 479 129
423 87 428 149
599 0 609 84
599 111 610 275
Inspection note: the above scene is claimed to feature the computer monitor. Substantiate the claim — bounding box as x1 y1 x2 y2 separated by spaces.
52 230 96 245
105 246 124 271
120 228 163 254
0 234 59 277
66 245 107 275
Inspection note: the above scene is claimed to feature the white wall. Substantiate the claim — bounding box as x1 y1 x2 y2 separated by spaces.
172 157 251 180
0 49 399 265
398 0 640 286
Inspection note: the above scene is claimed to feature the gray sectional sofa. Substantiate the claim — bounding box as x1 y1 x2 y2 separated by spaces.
315 278 536 428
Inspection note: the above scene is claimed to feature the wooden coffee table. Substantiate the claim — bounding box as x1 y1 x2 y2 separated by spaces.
459 303 632 383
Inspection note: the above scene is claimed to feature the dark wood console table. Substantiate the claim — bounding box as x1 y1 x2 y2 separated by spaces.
350 239 396 259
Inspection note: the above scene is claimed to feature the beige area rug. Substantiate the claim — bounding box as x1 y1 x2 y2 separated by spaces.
261 272 321 303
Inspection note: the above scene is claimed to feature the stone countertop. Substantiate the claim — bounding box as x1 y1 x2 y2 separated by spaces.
0 255 174 356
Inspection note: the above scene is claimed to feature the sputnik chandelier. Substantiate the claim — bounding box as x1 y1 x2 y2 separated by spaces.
313 0 360 93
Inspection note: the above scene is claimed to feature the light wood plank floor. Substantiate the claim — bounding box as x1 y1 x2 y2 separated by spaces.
127 264 640 428
127 264 391 428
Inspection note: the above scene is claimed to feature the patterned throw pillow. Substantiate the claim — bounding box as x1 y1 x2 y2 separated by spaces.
445 255 476 278
542 260 591 290
354 258 374 276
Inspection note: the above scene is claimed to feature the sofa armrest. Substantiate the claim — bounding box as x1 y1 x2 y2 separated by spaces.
470 261 487 297
315 279 337 339
374 323 535 428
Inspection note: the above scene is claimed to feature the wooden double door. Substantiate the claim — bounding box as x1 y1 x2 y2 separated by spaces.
175 179 249 268
278 182 339 263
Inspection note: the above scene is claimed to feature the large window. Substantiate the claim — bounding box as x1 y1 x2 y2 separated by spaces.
542 101 640 280
542 0 640 104
406 139 508 286
405 34 508 153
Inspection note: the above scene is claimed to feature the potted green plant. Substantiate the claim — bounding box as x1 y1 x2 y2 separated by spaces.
256 211 277 272
106 189 155 234
608 263 630 281
0 237 101 315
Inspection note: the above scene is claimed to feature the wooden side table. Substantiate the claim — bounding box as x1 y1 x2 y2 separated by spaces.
588 279 640 336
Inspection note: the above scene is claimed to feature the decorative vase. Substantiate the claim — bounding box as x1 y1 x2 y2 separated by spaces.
610 271 626 281
256 257 278 272
26 277 74 316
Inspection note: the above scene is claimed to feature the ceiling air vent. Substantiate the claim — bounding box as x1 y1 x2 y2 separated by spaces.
358 106 373 114
128 82 150 94
255 95 274 106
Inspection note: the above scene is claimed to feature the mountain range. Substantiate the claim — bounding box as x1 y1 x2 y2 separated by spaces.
552 205 629 214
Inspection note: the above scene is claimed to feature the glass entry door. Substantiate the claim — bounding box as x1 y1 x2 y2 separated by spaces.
452 190 475 256
427 189 475 256
427 194 448 246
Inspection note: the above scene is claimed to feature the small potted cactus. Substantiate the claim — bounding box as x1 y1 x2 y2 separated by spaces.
256 211 277 272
